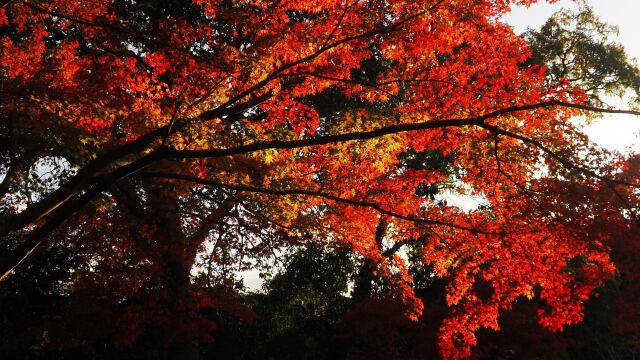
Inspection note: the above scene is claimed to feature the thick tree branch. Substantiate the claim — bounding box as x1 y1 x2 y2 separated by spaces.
0 150 164 280
0 130 163 237
173 101 568 160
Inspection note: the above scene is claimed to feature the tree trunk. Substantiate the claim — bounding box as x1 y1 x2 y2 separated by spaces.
148 186 200 360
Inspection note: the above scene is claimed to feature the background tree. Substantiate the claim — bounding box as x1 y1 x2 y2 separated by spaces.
524 2 640 107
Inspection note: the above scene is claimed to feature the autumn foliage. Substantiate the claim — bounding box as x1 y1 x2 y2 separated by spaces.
0 0 639 359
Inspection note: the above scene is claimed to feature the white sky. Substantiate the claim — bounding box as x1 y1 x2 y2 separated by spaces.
503 0 640 153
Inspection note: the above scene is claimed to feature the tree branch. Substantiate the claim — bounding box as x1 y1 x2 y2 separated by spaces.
479 123 640 188
136 171 500 235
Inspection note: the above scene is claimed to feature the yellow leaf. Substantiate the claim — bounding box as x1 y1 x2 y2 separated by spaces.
263 149 278 164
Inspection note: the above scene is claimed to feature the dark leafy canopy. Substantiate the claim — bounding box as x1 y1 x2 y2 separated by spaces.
205 244 639 360
1 1 640 359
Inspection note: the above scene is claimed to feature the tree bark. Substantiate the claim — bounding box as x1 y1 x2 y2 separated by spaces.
148 186 200 360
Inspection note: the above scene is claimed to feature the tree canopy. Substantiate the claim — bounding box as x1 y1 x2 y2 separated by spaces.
0 1 639 359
